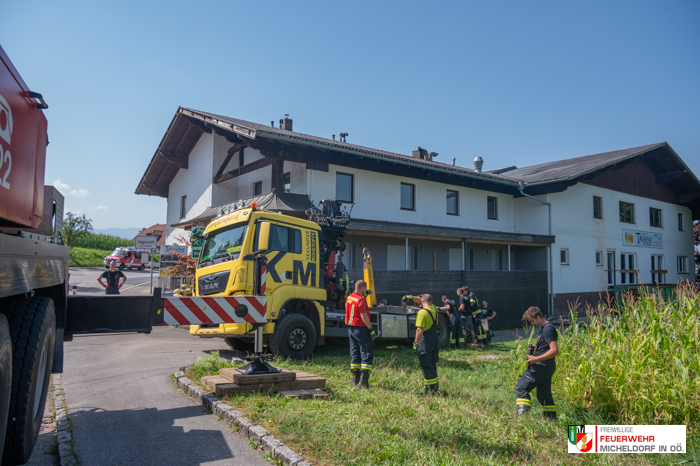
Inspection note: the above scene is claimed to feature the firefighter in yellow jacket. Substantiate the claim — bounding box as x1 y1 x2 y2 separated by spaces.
413 294 440 394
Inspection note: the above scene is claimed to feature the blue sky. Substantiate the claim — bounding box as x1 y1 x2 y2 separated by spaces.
2 1 698 231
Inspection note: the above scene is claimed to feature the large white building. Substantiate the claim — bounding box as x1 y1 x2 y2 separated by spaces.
136 108 699 325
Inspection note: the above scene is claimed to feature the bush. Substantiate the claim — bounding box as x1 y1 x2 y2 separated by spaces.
71 233 134 250
511 284 700 430
69 247 112 267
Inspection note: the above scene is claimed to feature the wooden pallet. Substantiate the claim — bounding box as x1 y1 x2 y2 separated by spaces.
202 370 326 397
219 368 297 385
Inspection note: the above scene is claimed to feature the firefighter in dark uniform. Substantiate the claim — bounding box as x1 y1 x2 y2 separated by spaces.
346 280 376 388
472 300 488 346
439 295 464 349
413 294 439 394
515 306 559 419
458 287 477 343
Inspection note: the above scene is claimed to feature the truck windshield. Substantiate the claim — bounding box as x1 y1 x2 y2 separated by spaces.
110 250 126 257
199 223 248 267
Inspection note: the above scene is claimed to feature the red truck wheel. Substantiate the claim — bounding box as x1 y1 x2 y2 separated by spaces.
1 296 56 465
0 314 12 463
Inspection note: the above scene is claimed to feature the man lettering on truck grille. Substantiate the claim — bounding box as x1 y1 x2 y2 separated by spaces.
98 261 127 294
345 280 375 388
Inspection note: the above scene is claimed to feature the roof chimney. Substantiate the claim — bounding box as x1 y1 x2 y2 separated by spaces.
473 156 483 173
452 157 456 165
279 114 292 131
271 121 275 127
411 147 438 161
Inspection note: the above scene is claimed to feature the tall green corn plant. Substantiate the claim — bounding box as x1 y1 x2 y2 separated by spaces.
551 283 699 430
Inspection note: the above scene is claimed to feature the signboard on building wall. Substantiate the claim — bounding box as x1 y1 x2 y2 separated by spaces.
622 229 662 249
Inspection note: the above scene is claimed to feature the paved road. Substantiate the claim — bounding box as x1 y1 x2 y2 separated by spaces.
69 267 158 295
62 326 270 465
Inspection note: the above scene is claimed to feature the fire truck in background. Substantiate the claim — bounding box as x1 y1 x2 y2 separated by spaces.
104 247 150 270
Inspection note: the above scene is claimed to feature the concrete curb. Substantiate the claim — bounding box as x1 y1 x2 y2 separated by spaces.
53 374 78 466
173 371 312 466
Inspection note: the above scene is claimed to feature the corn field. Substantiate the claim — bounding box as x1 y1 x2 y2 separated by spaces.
71 233 134 251
511 283 700 431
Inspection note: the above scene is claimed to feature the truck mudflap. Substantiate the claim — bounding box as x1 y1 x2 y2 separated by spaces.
163 296 267 326
65 288 164 335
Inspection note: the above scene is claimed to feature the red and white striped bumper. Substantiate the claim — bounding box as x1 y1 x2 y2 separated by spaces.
163 296 268 326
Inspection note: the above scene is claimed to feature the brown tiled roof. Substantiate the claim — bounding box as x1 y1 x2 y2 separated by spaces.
134 223 167 246
500 143 666 184
182 108 518 185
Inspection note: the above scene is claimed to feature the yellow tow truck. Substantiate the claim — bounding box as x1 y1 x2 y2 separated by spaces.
188 200 450 358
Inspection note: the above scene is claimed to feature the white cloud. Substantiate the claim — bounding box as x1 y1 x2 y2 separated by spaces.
94 205 109 212
69 188 90 198
53 179 70 192
53 179 90 198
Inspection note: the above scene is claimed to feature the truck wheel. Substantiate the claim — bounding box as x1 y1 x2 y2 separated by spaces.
119 264 125 270
1 296 56 465
139 264 145 271
224 337 253 351
437 313 450 349
270 314 316 360
0 314 12 463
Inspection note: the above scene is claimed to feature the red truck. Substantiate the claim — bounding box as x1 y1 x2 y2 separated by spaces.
0 44 162 465
104 247 150 270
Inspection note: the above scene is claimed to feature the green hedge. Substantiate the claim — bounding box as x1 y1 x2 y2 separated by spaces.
69 247 112 267
72 233 134 250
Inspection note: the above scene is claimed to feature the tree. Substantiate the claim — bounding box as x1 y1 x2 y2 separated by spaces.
63 212 93 247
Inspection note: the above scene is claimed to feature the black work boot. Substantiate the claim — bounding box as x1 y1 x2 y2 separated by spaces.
358 370 371 388
543 411 556 420
351 370 361 386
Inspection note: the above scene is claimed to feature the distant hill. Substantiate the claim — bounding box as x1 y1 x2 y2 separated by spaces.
93 227 141 240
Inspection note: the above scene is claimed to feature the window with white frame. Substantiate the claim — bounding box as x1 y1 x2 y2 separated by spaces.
595 250 603 266
651 255 665 284
180 195 187 219
677 256 688 274
336 173 354 203
606 251 616 287
678 213 684 231
560 248 569 265
446 190 459 215
487 196 498 220
283 172 291 193
620 253 637 284
649 207 662 228
619 201 635 224
593 196 603 219
401 183 415 211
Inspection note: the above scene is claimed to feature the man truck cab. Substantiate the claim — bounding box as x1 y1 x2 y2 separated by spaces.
188 200 451 359
104 247 149 270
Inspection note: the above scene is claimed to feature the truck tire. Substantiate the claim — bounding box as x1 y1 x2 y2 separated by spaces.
119 263 125 270
437 313 450 349
270 314 316 360
224 337 253 352
1 296 56 465
139 264 145 271
0 314 12 463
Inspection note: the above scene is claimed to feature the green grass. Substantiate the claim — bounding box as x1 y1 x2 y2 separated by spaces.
69 247 112 267
188 341 699 465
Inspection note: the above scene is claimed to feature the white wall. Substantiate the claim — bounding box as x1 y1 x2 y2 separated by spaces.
165 133 213 244
551 183 694 295
308 165 523 232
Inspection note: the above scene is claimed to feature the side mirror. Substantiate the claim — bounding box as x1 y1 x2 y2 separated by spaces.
190 232 200 241
257 222 271 252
